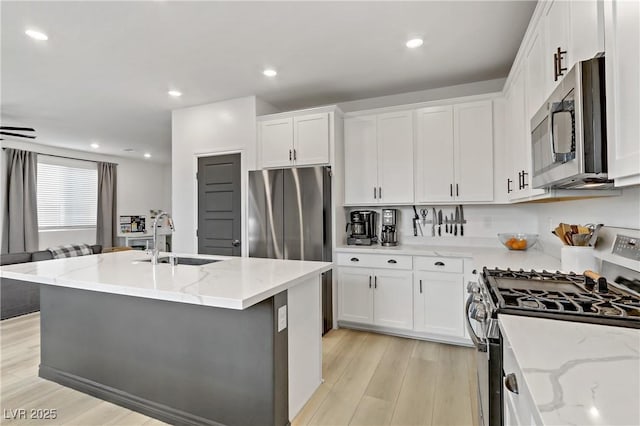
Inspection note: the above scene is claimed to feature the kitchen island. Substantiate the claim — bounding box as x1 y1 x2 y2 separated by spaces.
0 251 332 426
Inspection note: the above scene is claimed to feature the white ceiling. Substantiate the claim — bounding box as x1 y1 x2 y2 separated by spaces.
1 1 535 164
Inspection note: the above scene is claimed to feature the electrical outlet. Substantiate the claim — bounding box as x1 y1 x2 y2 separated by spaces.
277 305 287 332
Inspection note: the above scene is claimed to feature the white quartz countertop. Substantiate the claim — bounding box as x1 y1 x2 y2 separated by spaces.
335 244 561 271
0 251 332 310
499 314 640 426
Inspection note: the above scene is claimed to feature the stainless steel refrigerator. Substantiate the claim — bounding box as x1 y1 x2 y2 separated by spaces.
248 166 333 334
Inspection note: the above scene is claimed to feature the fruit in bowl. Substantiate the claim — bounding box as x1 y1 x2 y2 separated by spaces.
498 233 538 251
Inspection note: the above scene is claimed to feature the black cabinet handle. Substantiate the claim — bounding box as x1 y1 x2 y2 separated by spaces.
387 259 397 264
369 276 372 289
293 149 297 161
434 261 445 266
504 373 519 394
419 279 423 294
378 187 382 199
507 178 513 194
374 276 377 289
450 183 453 197
456 184 459 197
289 149 292 161
522 170 529 188
374 187 377 199
350 257 359 262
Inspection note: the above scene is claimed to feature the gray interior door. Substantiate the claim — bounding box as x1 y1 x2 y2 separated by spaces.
198 154 241 256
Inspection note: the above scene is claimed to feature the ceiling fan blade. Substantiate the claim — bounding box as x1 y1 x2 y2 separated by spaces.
0 126 35 132
0 131 36 139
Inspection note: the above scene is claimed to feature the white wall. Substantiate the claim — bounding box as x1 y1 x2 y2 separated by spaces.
0 140 171 250
171 96 259 254
531 187 640 258
343 204 539 248
337 78 506 112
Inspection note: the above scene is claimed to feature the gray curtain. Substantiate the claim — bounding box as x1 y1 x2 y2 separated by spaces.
2 148 39 254
96 162 117 248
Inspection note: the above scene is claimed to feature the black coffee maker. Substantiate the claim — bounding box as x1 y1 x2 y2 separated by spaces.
346 211 377 245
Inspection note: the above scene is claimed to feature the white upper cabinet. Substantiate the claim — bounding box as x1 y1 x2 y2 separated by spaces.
545 0 571 91
344 116 378 204
415 106 455 202
415 101 494 203
604 0 640 186
344 111 414 205
376 112 414 204
259 110 333 169
570 0 605 63
293 113 330 166
260 118 294 168
454 101 494 202
525 25 548 120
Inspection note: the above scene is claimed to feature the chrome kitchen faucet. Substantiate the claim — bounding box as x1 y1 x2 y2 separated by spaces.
151 211 175 265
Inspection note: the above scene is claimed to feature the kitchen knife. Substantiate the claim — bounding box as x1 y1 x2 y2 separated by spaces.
460 205 464 236
445 216 448 234
454 207 459 236
438 210 442 236
450 213 454 235
432 208 437 236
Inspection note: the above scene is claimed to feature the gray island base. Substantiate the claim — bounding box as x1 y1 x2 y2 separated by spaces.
39 285 289 426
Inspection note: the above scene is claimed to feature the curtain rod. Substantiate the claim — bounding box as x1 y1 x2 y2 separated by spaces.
2 147 118 165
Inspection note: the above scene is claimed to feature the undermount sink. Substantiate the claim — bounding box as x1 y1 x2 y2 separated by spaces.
140 257 221 266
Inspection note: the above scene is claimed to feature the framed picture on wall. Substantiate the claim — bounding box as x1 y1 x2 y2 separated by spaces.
119 215 146 233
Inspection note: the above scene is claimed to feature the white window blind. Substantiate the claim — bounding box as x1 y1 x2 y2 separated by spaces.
37 156 98 229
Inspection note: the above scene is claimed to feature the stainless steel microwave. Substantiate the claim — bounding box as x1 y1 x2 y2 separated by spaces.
530 56 612 189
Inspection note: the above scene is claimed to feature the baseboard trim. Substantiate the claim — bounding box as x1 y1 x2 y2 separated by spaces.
337 321 473 347
39 365 225 426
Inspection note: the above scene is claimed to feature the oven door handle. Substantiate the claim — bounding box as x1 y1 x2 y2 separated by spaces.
465 295 487 352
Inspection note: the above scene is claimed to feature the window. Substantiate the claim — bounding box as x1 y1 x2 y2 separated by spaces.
37 156 98 229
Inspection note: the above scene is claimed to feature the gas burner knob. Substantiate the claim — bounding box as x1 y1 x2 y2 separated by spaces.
472 303 488 322
467 281 481 294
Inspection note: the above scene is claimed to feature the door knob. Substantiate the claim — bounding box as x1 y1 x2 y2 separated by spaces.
232 240 241 247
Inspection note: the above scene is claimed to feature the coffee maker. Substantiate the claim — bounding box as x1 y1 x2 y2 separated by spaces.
380 209 398 246
346 211 377 245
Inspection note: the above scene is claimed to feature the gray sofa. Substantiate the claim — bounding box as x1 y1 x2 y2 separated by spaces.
1 245 102 320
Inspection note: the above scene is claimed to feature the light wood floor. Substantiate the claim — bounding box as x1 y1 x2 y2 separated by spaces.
1 313 478 426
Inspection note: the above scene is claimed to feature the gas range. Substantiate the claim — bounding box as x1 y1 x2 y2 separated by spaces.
481 267 640 329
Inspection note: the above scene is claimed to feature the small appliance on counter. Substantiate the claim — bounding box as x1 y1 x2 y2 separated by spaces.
346 210 377 246
380 209 398 246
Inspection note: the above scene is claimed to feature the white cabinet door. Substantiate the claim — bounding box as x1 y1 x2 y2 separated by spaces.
605 0 640 185
570 0 604 63
377 111 414 204
344 116 378 204
337 267 373 324
525 25 549 121
372 269 413 330
546 0 571 90
415 106 455 202
261 118 294 168
293 113 330 166
413 271 465 337
454 101 494 202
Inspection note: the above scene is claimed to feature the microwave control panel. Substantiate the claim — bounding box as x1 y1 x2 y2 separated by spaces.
612 234 640 261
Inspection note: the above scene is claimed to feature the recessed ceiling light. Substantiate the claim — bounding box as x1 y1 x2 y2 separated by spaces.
90 143 100 149
25 29 48 41
144 153 152 158
263 69 277 77
406 38 424 49
168 90 182 97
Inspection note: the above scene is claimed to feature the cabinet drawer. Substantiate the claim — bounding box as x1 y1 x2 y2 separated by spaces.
336 253 412 270
414 256 463 273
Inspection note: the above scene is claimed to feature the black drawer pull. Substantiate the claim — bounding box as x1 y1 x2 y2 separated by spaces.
387 259 397 264
434 261 445 266
419 279 423 294
350 257 359 262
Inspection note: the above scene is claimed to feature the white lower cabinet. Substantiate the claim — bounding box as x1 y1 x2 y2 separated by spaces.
337 267 413 330
372 270 413 329
413 271 465 338
337 252 470 344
